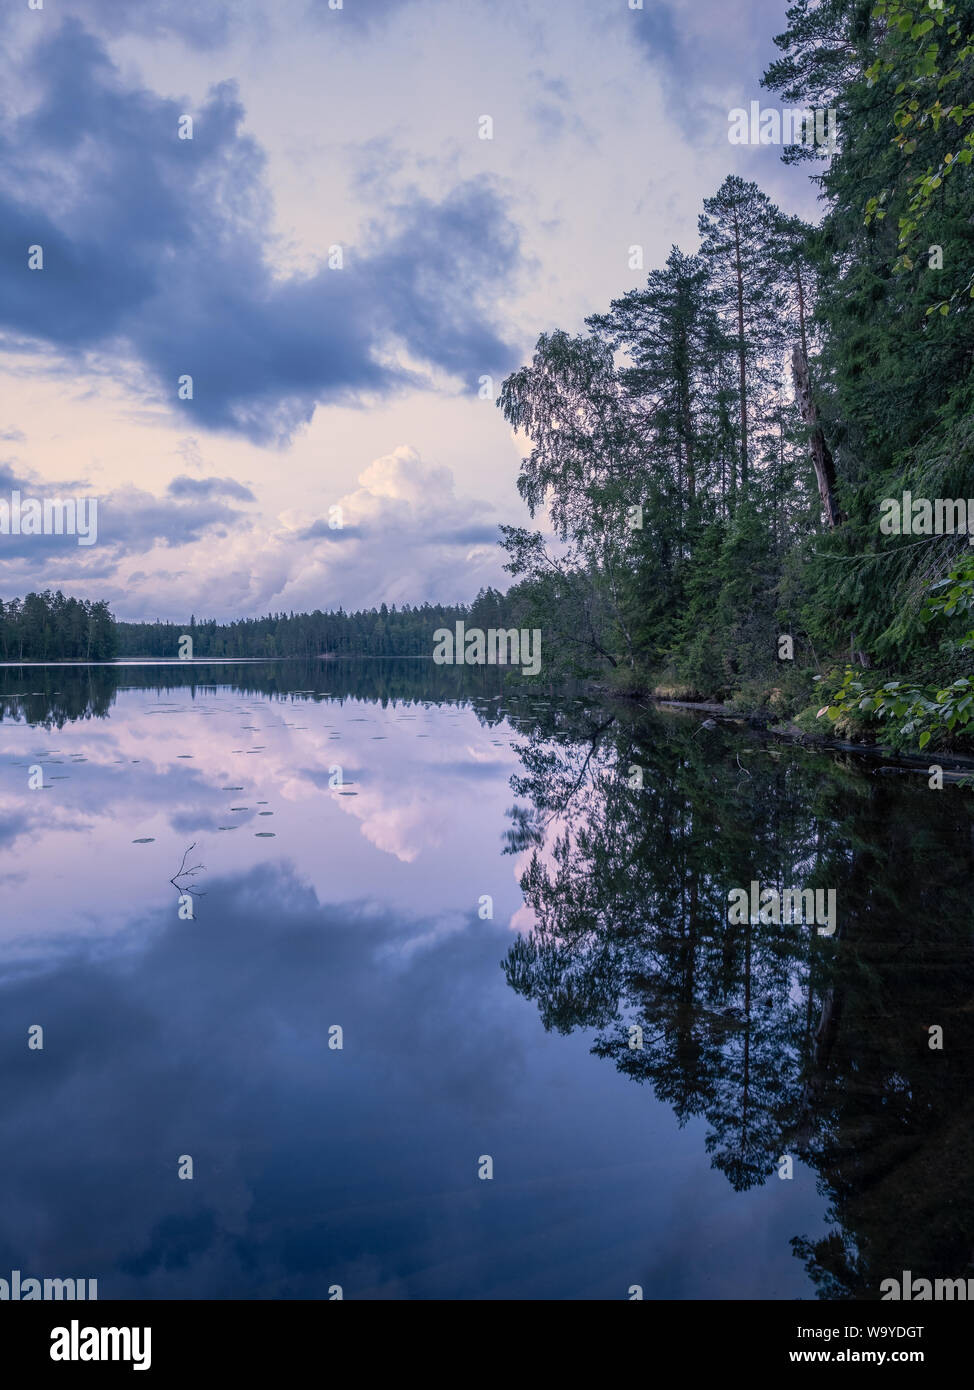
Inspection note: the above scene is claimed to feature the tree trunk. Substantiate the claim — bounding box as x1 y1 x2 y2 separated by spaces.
681 382 695 505
795 261 810 364
791 343 843 529
733 214 748 492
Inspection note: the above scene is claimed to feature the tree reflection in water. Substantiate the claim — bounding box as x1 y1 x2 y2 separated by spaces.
502 700 974 1298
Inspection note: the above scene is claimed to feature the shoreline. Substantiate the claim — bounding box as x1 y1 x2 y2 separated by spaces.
646 695 974 779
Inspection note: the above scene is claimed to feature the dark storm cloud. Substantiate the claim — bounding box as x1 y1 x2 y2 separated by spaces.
0 22 523 445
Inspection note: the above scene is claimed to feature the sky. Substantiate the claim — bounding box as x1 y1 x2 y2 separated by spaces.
0 0 821 622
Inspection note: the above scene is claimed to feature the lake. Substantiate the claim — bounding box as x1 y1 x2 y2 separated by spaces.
1 659 971 1300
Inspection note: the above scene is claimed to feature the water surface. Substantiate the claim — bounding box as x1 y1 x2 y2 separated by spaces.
0 660 970 1299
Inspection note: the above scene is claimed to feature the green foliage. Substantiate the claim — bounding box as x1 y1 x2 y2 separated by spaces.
865 0 974 297
496 179 819 698
487 0 974 748
117 600 482 659
5 592 523 664
0 591 117 661
820 554 974 744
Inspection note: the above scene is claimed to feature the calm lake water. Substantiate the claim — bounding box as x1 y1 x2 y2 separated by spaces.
0 659 971 1300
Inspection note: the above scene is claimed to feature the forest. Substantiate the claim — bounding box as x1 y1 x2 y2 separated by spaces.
493 0 974 750
0 591 117 661
0 592 515 663
4 2 974 754
112 597 504 660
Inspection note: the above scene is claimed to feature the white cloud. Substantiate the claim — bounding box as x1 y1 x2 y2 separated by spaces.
95 445 506 619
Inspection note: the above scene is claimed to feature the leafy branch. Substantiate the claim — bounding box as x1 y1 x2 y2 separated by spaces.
818 554 974 746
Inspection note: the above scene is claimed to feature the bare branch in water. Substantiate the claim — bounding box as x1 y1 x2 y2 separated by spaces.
171 841 207 897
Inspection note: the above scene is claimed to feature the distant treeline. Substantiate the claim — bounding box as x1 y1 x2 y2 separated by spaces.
0 591 117 661
117 589 512 657
1 587 514 661
115 589 513 658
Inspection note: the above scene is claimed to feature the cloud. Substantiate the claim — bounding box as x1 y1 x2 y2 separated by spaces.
98 486 251 552
67 446 506 619
0 860 537 1296
51 0 415 44
293 520 361 541
166 475 257 502
428 524 502 546
328 445 497 552
305 0 416 33
624 0 792 142
0 21 524 445
16 0 238 48
0 459 252 574
0 443 507 616
252 446 506 613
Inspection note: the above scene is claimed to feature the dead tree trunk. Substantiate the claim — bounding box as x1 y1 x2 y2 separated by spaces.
791 343 843 529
